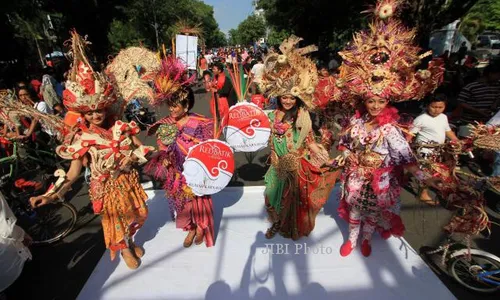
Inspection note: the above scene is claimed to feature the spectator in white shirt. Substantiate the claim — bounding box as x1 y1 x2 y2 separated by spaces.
0 191 32 295
411 94 458 145
18 88 55 138
18 88 53 114
410 94 458 203
250 56 265 84
250 56 265 95
204 52 213 65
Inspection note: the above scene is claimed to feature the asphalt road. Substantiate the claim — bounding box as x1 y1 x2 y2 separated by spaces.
5 84 500 300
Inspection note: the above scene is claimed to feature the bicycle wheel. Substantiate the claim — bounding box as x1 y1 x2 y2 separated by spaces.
16 202 78 245
448 249 500 293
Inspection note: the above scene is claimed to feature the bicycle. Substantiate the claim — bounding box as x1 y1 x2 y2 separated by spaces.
0 140 77 245
1 168 78 245
420 241 500 293
0 139 61 185
420 170 500 293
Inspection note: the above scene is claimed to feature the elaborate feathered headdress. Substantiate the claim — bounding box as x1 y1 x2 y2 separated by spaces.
338 0 444 103
63 31 117 113
151 57 195 107
261 35 319 109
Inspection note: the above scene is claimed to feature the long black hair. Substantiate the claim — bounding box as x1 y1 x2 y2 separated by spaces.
17 86 38 102
277 95 304 127
178 87 195 111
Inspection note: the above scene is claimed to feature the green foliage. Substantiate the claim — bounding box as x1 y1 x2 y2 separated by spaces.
108 0 225 50
2 0 226 67
234 14 266 45
460 0 500 42
10 13 44 41
209 29 227 47
267 28 289 46
228 29 240 45
3 0 55 66
107 19 144 53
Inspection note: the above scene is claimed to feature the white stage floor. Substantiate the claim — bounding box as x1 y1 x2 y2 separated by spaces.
77 185 456 300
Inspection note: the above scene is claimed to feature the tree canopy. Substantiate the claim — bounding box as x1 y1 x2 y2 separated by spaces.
228 14 266 46
256 0 480 49
107 0 227 53
460 0 500 42
1 0 226 75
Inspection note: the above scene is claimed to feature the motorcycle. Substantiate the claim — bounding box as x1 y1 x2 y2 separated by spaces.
124 99 156 131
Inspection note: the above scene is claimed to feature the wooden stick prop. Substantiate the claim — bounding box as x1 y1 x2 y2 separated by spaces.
213 91 221 139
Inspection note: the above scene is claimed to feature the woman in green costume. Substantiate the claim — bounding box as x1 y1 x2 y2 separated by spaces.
262 36 339 240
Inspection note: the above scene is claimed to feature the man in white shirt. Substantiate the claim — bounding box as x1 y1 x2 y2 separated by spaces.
33 101 53 114
0 191 32 295
250 56 265 84
412 112 452 144
410 94 458 203
18 88 53 114
18 88 55 137
204 52 213 65
250 56 265 95
411 96 458 145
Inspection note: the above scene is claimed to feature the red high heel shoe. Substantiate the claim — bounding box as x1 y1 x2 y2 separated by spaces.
361 240 372 257
340 241 354 257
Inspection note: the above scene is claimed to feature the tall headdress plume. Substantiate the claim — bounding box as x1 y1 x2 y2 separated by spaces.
150 57 196 107
338 0 444 104
63 30 117 113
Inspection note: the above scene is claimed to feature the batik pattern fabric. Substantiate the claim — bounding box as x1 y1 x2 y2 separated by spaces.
337 113 417 239
56 121 152 260
264 109 339 240
144 113 216 247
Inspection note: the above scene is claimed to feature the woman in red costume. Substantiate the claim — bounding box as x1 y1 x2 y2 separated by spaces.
208 62 236 126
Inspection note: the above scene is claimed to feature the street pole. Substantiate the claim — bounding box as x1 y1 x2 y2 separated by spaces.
34 37 45 67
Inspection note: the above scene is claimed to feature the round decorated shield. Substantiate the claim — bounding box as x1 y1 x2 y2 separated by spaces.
223 102 271 152
182 139 235 196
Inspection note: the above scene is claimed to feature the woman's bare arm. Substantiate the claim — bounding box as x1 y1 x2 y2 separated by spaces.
30 158 83 207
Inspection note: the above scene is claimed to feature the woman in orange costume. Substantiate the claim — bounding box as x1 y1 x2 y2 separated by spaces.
29 32 155 269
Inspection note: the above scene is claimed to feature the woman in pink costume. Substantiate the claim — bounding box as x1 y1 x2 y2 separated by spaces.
145 58 215 248
334 0 445 257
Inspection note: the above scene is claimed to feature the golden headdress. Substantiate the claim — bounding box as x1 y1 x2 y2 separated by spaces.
261 35 319 109
338 0 444 103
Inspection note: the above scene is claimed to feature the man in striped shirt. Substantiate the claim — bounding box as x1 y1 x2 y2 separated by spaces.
455 63 500 129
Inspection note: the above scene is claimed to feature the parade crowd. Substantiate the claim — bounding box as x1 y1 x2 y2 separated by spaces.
1 1 500 298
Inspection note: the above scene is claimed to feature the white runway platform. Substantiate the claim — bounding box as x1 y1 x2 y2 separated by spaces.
77 185 456 300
